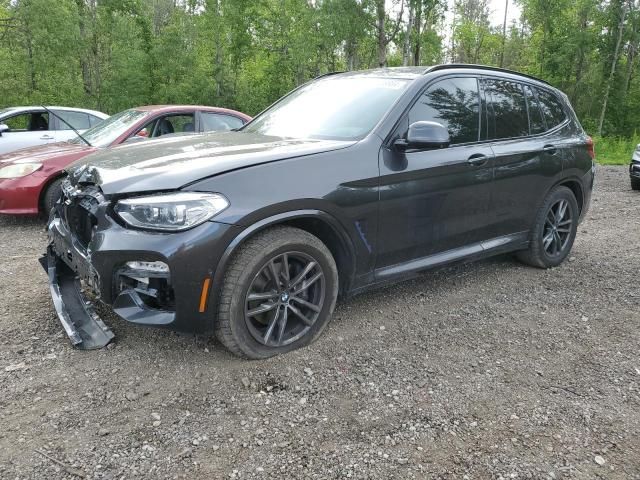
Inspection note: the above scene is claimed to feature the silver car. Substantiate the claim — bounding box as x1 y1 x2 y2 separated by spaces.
0 106 108 155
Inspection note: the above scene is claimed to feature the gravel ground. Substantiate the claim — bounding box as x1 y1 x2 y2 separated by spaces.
0 165 639 479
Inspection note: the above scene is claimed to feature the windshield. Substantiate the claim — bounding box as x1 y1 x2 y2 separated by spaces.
69 109 149 147
243 76 410 140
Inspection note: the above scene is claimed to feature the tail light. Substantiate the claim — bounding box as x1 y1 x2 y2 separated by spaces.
586 136 595 159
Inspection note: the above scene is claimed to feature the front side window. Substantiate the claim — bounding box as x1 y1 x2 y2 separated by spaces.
4 112 49 132
52 110 91 130
243 76 410 140
131 113 196 140
408 77 480 145
536 88 567 129
484 79 529 139
524 86 546 134
201 113 244 132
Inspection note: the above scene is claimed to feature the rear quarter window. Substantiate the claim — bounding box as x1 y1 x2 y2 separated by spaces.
536 88 567 129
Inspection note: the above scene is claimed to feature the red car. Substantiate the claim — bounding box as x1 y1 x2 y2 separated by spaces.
0 105 251 215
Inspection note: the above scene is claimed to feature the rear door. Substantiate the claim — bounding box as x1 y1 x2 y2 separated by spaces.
0 110 53 154
483 78 563 237
50 110 93 142
376 76 495 273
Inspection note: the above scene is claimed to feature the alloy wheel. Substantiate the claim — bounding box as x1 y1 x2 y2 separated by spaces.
542 199 573 256
244 252 325 347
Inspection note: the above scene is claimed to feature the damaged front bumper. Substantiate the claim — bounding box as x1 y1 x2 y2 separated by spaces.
39 248 114 349
42 189 241 349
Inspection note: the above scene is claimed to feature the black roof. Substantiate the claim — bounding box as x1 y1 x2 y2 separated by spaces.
322 64 551 86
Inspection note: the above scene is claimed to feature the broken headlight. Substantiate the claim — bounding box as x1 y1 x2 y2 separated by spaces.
115 192 229 231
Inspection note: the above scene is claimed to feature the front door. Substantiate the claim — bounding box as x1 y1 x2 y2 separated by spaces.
376 76 494 274
0 111 54 155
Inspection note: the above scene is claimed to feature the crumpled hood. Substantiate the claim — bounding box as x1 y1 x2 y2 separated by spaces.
0 142 93 165
68 131 355 195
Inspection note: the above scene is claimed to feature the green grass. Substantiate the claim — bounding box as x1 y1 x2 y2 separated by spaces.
593 135 639 165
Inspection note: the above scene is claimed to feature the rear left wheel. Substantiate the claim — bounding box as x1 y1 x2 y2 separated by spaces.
215 226 338 359
632 176 640 191
517 186 579 269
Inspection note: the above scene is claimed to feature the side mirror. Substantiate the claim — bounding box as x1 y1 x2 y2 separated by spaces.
0 123 8 136
395 121 450 151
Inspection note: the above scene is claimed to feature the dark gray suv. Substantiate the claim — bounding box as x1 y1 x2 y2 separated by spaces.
43 64 595 358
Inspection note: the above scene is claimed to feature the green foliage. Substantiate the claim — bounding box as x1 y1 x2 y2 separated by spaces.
0 0 639 150
593 134 639 165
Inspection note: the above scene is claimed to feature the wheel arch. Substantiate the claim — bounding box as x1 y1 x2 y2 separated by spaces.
210 210 357 316
38 173 66 213
556 178 584 215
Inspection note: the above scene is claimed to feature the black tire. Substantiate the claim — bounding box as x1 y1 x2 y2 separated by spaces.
517 186 579 269
42 178 64 216
632 176 640 191
215 226 339 359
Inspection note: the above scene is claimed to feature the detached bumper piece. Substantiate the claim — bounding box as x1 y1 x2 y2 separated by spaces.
40 250 114 350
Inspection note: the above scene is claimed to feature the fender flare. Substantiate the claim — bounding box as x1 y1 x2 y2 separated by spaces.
209 209 357 316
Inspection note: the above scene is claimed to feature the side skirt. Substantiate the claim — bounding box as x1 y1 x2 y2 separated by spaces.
348 231 529 297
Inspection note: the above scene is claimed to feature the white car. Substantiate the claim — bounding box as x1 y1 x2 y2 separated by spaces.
0 106 108 155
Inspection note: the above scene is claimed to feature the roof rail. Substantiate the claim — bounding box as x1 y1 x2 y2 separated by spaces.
424 64 551 86
313 71 344 80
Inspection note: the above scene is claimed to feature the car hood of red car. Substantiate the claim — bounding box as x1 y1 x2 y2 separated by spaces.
0 142 95 165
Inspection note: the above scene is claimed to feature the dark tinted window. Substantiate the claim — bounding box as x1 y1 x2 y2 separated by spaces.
53 111 91 130
201 113 245 132
484 79 528 139
4 112 49 131
524 86 546 134
409 77 480 144
536 88 567 129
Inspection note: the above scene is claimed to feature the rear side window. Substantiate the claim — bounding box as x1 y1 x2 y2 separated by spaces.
536 88 567 129
88 115 104 127
201 113 245 132
484 79 528 139
524 86 546 134
53 111 91 130
408 77 480 144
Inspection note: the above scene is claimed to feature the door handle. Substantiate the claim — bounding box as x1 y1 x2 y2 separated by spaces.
542 144 557 155
40 134 54 140
467 153 488 166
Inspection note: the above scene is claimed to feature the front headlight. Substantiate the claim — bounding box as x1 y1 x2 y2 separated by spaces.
115 192 229 231
0 162 42 179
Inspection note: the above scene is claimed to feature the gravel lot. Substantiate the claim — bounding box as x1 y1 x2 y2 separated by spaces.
0 165 639 479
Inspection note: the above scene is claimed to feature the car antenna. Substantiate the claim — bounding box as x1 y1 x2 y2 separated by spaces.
40 106 93 147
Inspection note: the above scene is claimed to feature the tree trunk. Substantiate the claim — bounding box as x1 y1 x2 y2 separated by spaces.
413 1 422 65
402 2 414 66
376 0 386 67
598 3 627 135
500 0 508 67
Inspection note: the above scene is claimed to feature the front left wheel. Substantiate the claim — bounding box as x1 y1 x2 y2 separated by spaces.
215 226 339 359
42 178 64 216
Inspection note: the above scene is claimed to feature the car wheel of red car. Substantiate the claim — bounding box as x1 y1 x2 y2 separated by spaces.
42 178 64 216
